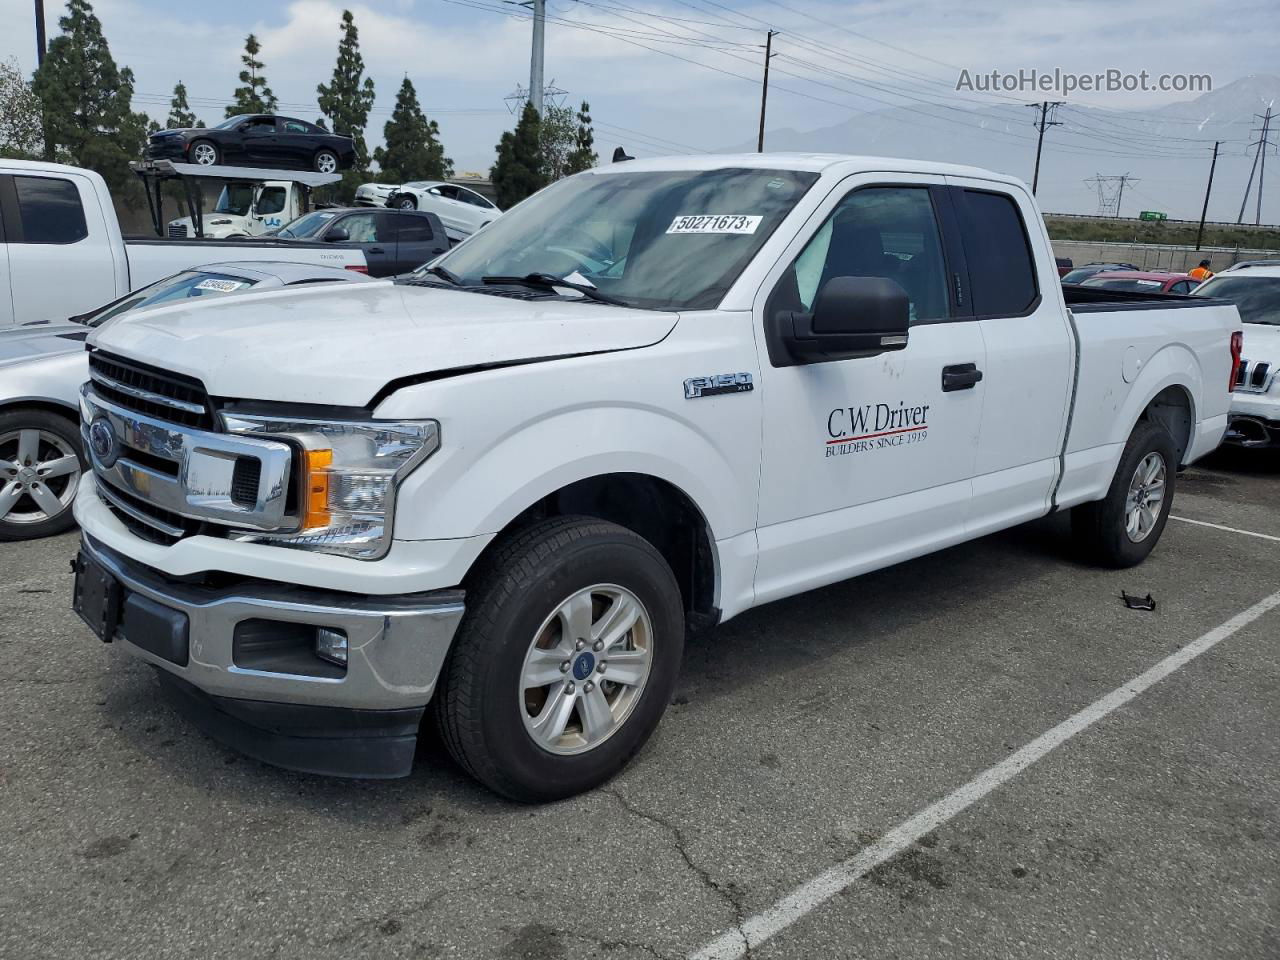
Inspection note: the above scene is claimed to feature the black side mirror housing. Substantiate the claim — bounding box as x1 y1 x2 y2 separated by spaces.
781 276 910 364
325 226 350 242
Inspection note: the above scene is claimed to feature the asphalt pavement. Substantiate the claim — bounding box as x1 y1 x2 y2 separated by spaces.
1 447 1276 960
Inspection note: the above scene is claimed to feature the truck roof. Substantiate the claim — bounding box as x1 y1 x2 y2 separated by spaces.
588 152 1025 186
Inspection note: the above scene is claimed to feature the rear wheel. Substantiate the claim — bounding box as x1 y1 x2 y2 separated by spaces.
189 140 219 165
313 149 339 174
1072 419 1177 568
0 410 85 542
434 517 684 802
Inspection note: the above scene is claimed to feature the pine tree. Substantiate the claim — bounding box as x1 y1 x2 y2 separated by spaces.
564 101 597 175
316 9 376 173
166 81 203 129
491 102 546 209
372 77 452 182
226 34 277 117
31 0 151 194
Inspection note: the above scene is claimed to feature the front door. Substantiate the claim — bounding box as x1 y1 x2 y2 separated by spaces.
752 176 986 605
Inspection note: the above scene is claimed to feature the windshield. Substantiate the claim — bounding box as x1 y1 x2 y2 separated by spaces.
214 184 254 216
1081 277 1166 292
214 116 244 131
1193 275 1280 325
84 272 259 328
429 167 818 310
1062 268 1104 283
276 211 338 239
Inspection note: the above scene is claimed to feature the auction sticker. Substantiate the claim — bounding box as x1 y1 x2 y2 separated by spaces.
667 214 762 235
194 279 246 293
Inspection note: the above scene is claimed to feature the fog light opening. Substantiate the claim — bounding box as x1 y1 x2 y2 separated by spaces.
315 627 348 666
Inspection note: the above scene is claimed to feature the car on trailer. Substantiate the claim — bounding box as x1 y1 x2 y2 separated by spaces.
146 115 356 174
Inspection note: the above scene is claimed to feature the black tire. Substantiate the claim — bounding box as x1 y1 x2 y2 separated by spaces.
188 139 219 166
395 194 417 210
434 516 684 802
313 149 339 174
1072 419 1178 568
0 409 86 542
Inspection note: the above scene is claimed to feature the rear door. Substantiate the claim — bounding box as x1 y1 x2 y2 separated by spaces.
241 117 280 165
394 213 446 272
0 171 120 324
943 178 1074 535
328 211 394 276
752 175 987 604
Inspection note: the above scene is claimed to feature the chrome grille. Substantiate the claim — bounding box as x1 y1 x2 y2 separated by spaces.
168 224 189 238
1235 359 1275 394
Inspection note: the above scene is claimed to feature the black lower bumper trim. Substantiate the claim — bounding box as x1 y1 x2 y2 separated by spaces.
155 670 424 779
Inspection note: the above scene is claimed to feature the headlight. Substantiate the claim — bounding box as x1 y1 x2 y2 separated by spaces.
221 412 440 559
209 218 234 225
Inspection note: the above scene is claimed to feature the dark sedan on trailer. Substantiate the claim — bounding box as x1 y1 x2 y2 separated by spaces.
145 115 356 173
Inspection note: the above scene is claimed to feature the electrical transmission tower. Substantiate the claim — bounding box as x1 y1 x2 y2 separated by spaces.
1084 173 1138 217
1238 107 1275 225
503 80 569 114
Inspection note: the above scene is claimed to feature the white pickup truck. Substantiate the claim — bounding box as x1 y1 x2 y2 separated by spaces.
70 154 1241 801
0 159 367 326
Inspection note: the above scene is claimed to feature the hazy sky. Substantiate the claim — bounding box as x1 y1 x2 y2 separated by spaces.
3 0 1275 188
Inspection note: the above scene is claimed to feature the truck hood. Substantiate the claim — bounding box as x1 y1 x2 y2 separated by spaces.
89 282 679 407
0 321 89 369
1242 322 1280 361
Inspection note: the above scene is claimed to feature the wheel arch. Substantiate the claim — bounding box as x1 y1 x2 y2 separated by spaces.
0 397 80 426
1114 344 1202 465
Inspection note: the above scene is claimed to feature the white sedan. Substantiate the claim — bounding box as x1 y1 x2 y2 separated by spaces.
353 181 401 207
385 181 502 242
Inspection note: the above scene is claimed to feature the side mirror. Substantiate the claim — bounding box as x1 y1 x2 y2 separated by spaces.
325 226 350 242
781 276 910 364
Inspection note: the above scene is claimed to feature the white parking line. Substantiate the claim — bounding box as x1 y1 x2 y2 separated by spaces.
1170 515 1280 543
689 588 1280 960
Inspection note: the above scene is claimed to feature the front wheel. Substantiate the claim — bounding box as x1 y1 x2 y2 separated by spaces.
0 410 86 542
189 140 219 165
313 149 339 174
1072 419 1178 568
434 517 684 802
395 195 417 210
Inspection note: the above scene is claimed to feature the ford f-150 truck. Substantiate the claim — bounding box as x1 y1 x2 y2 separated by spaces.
70 154 1242 802
0 159 367 326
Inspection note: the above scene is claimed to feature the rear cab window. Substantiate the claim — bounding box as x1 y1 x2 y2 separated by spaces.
10 175 89 244
952 188 1039 317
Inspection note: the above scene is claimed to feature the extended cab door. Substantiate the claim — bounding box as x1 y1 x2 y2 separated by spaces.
0 171 121 324
752 176 987 605
394 213 448 273
942 178 1074 535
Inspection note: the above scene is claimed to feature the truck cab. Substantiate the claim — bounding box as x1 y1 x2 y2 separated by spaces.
166 180 301 239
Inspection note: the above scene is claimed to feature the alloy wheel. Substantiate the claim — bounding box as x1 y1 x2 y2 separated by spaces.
0 429 81 526
1124 451 1166 543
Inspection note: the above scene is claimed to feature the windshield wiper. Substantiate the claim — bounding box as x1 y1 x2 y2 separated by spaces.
422 264 462 286
481 273 628 306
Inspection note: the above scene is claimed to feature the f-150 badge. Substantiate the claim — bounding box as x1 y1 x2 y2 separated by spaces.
684 372 754 400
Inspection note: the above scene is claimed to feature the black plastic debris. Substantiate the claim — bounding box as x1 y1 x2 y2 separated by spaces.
1121 591 1157 611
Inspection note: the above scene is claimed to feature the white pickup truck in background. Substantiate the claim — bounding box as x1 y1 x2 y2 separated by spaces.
0 159 368 326
70 154 1241 802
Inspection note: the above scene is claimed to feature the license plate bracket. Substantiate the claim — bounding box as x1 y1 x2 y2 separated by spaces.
73 552 122 643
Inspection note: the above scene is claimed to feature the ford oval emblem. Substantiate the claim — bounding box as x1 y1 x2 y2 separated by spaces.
89 418 119 468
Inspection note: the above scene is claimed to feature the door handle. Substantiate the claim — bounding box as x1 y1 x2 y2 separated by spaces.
941 363 983 392
367 246 384 254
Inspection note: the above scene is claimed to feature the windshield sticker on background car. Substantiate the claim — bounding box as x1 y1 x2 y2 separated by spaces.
666 215 763 235
194 279 247 293
825 402 930 458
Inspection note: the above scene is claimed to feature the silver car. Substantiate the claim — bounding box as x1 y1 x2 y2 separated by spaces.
0 261 372 541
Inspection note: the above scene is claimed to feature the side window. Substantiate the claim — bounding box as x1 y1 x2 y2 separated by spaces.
397 217 434 242
770 186 949 325
436 185 460 201
1171 280 1191 294
458 189 492 209
256 186 287 215
283 120 309 134
13 176 89 244
954 189 1038 317
338 213 379 242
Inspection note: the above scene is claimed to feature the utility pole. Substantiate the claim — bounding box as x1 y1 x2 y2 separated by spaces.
34 0 47 67
529 0 546 115
1238 107 1273 225
1116 173 1129 217
1257 108 1271 226
1195 141 1220 251
1026 100 1063 195
757 29 777 153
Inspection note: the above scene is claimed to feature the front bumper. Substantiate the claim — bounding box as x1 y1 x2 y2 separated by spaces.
145 139 187 161
79 534 465 777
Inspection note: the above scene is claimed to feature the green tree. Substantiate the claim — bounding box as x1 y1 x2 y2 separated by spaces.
538 103 576 181
491 101 546 209
372 77 452 182
226 34 277 117
166 81 203 129
31 0 151 195
316 8 376 180
0 57 44 158
564 100 597 175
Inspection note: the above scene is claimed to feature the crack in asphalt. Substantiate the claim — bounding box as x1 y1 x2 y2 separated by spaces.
599 786 752 958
